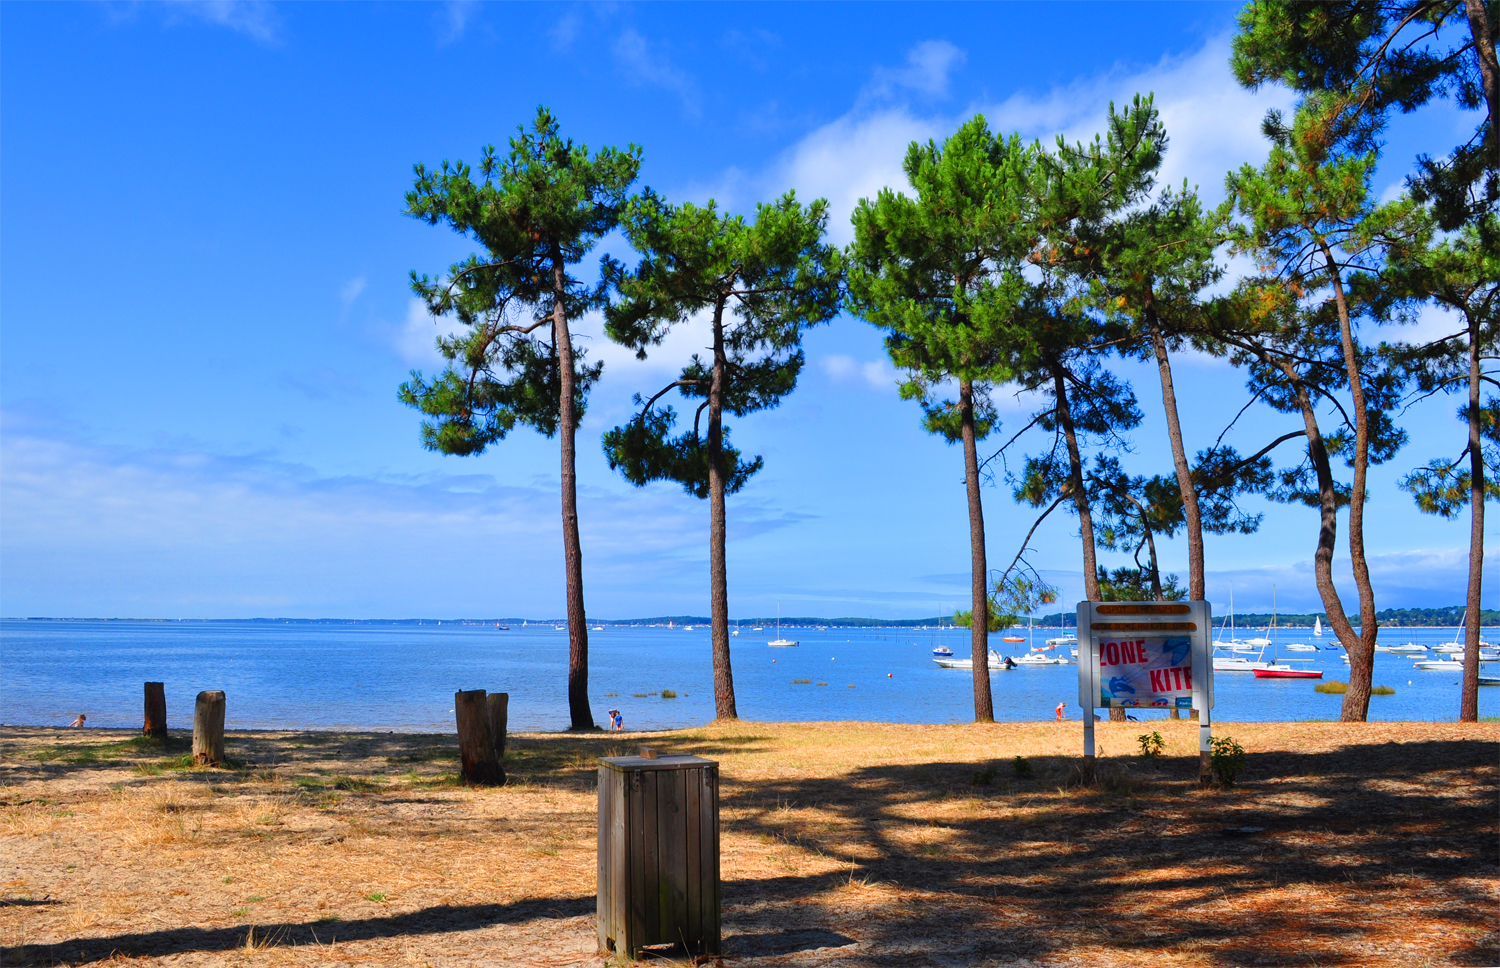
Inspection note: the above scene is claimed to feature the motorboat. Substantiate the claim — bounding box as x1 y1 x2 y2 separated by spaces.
935 649 1006 670
1382 643 1428 654
1479 673 1500 686
1215 654 1274 672
1013 652 1064 666
1415 659 1463 671
1046 635 1078 648
1479 649 1500 662
1002 636 1026 643
932 646 954 658
1284 643 1318 652
1254 664 1323 679
1432 644 1465 654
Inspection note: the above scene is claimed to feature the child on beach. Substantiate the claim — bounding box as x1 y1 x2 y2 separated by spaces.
1054 702 1065 721
609 709 623 732
68 713 86 728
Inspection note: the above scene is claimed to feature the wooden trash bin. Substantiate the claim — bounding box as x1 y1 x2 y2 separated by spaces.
597 753 720 958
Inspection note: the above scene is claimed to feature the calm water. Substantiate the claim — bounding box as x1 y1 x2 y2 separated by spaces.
2 620 1495 731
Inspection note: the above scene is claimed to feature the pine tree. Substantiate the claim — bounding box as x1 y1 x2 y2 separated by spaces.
400 108 640 731
600 191 841 721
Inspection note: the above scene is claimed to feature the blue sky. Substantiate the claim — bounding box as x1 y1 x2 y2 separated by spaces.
1 2 1489 620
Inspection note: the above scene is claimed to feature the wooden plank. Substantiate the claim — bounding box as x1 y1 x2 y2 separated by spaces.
596 766 610 955
627 769 648 956
641 769 660 948
702 764 721 953
659 768 687 945
684 767 702 949
610 770 627 955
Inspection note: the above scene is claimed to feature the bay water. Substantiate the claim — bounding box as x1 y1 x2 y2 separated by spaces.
2 619 1494 732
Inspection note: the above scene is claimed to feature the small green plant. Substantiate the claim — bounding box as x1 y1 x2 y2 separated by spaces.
223 875 236 884
230 907 249 918
246 895 266 903
660 689 677 699
790 678 812 684
1209 736 1246 787
1315 680 1349 694
1011 755 1034 778
1372 685 1395 695
969 765 998 786
1137 731 1165 757
365 892 387 902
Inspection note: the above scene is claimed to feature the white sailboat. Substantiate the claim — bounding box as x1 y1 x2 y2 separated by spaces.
1314 616 1323 637
1214 587 1273 671
768 604 798 647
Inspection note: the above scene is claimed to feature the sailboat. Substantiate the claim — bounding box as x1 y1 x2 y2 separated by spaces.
1254 587 1322 678
769 604 798 647
1214 586 1273 671
1314 616 1323 637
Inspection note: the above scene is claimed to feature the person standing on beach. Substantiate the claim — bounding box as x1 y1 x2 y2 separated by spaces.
1055 702 1065 722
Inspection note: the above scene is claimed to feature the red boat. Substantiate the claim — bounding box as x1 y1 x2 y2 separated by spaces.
1254 667 1323 679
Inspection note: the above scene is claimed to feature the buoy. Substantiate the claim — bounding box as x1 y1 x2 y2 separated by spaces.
888 673 892 678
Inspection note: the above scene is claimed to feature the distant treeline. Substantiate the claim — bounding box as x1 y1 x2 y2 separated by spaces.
10 607 1493 627
1038 606 1495 628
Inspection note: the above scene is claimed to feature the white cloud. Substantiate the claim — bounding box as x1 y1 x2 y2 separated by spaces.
171 0 280 44
395 298 466 367
614 29 699 115
339 276 366 310
820 354 901 392
438 0 476 45
736 34 1293 246
869 40 967 99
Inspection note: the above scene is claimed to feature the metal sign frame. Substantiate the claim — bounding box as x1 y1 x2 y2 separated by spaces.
1076 600 1214 768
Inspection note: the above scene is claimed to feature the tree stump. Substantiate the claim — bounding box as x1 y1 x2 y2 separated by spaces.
192 691 226 765
455 689 503 786
487 692 509 762
143 682 168 739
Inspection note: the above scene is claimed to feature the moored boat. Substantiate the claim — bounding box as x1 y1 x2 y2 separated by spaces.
1254 665 1323 679
1415 659 1463 671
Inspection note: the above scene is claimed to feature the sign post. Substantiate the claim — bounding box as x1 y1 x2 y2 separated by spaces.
1076 601 1214 781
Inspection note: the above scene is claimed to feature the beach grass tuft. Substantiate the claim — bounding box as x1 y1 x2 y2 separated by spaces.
1372 685 1396 695
1315 681 1349 694
660 689 678 699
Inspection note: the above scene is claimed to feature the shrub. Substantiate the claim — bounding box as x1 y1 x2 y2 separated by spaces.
970 766 998 786
1315 681 1348 694
1011 755 1033 778
1209 736 1246 787
1137 731 1165 757
1371 685 1395 695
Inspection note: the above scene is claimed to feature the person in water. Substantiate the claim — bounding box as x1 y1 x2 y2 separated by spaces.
608 709 623 732
69 713 86 728
1054 702 1065 721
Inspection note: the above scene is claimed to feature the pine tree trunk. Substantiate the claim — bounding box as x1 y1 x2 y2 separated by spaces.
143 682 167 739
707 298 738 721
1289 380 1367 700
1052 362 1101 602
552 253 594 731
959 380 995 723
1461 313 1484 721
1323 246 1376 722
1147 307 1205 600
1052 363 1119 720
1465 0 1499 165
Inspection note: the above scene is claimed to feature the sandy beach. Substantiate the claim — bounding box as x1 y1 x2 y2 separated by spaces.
2 720 1496 967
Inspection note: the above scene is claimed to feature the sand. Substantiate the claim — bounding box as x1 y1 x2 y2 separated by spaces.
2 719 1496 967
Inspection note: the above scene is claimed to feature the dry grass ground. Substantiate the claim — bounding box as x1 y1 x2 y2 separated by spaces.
1 720 1495 967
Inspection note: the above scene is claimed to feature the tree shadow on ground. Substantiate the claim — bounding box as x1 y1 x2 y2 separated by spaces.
711 738 1498 967
1 897 596 966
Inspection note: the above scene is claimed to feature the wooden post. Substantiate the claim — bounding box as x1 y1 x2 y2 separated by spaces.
143 682 167 739
455 689 503 786
192 691 225 766
487 692 509 762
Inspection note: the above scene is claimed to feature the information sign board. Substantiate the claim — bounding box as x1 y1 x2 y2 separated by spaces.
1076 601 1214 771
